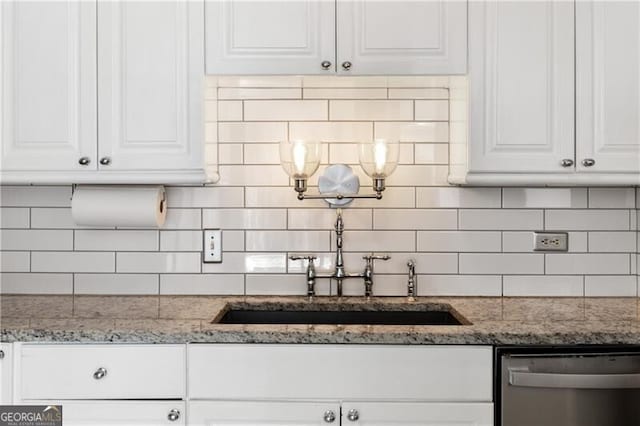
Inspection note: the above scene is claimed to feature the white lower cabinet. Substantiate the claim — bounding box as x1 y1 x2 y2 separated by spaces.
42 401 185 425
189 401 341 425
341 402 493 425
0 343 12 404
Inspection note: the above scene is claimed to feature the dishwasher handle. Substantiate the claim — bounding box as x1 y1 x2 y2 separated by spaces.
509 368 640 389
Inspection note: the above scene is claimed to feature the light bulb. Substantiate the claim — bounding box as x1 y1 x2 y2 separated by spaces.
373 140 388 175
292 141 307 176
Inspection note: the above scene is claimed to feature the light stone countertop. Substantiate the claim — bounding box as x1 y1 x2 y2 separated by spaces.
1 295 640 345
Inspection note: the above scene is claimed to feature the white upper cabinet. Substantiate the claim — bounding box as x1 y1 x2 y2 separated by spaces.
576 1 640 174
206 1 335 74
205 0 467 75
467 1 575 174
337 0 467 75
1 1 97 172
98 1 204 172
1 1 205 184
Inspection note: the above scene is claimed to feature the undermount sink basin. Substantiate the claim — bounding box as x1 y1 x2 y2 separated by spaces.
214 302 469 326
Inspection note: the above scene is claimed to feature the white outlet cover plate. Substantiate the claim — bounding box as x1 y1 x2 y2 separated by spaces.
533 232 568 251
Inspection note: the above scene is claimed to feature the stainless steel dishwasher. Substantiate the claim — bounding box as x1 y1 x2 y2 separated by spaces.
499 346 640 426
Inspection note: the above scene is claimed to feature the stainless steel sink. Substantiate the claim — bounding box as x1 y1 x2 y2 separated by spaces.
213 302 470 326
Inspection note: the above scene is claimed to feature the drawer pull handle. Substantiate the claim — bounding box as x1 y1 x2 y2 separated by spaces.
167 409 180 422
93 367 107 380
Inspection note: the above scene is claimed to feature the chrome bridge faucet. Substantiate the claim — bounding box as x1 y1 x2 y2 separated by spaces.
290 208 390 299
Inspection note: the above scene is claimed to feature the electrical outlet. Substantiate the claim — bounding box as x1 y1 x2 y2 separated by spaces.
533 232 568 251
203 229 222 263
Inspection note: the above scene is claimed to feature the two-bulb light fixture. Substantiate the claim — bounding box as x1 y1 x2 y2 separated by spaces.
279 139 399 206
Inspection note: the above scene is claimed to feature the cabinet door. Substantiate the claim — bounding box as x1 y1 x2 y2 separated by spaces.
97 1 204 171
341 402 493 426
0 1 97 171
205 0 335 74
0 343 12 404
468 1 575 173
337 0 467 75
576 1 640 173
189 401 341 425
43 401 185 425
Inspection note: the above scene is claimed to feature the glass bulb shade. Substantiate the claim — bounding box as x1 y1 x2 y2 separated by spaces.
358 139 399 178
279 140 321 179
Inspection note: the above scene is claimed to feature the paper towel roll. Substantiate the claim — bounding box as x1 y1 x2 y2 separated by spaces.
72 186 167 227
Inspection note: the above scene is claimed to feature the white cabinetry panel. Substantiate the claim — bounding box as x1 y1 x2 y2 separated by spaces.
342 402 493 426
44 401 185 426
189 401 341 425
337 0 467 75
0 343 12 404
468 1 575 174
576 1 640 173
205 0 335 74
1 1 97 171
98 1 204 171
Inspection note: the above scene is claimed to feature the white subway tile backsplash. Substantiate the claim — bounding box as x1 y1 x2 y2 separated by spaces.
288 209 371 230
246 230 330 252
160 231 203 252
460 254 544 274
289 122 373 143
1 230 72 251
75 230 158 251
503 188 588 208
32 252 115 273
1 76 637 297
202 252 286 274
417 187 501 208
588 188 636 208
388 88 449 99
546 254 631 275
203 209 286 230
166 187 244 208
218 88 301 100
459 210 543 230
303 88 387 99
0 273 72 294
588 232 637 253
75 274 159 295
584 276 637 297
0 252 30 272
418 231 501 252
160 274 244 295
218 122 287 142
418 275 502 297
244 100 328 121
503 275 584 297
415 100 449 121
373 209 457 230
0 208 29 228
0 186 71 207
330 100 413 121
546 210 630 231
217 100 243 121
116 252 200 273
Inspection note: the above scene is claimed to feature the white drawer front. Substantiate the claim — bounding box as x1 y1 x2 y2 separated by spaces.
19 344 185 400
188 344 493 401
38 401 186 425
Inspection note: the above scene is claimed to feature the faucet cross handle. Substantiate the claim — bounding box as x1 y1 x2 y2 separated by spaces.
363 254 391 261
289 255 318 300
362 254 390 299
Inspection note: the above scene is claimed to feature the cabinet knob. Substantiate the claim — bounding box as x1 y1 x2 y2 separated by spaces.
78 157 91 166
560 159 574 167
93 367 107 380
323 410 336 423
341 61 352 71
347 409 359 421
321 60 332 70
167 409 180 422
99 156 111 166
582 158 596 167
